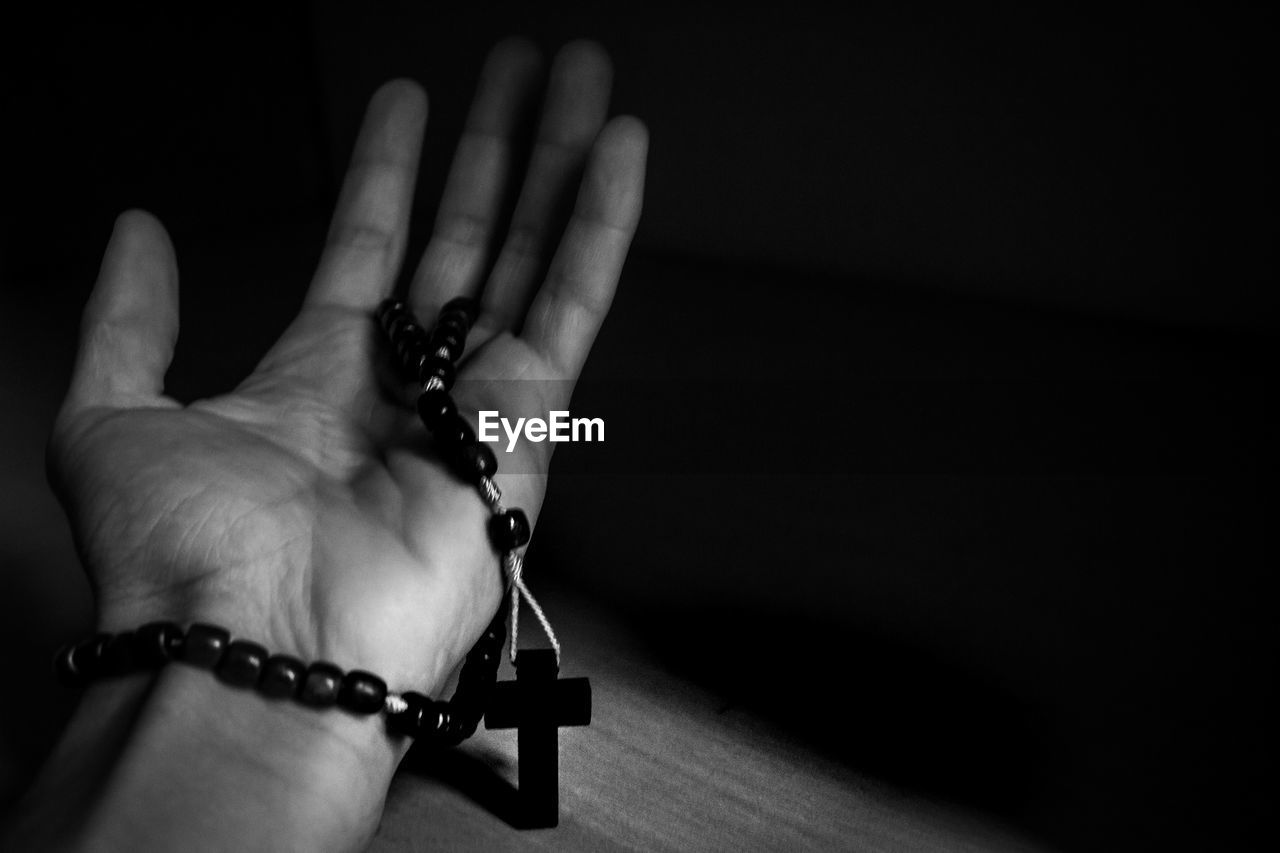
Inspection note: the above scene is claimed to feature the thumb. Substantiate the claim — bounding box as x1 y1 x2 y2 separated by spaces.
62 209 180 413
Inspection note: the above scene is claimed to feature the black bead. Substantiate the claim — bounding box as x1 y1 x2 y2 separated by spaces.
436 313 470 339
387 313 417 340
216 640 268 688
381 311 412 340
181 624 230 669
416 354 456 390
427 326 465 362
488 509 531 551
449 683 490 724
99 631 139 676
464 643 502 673
54 634 109 686
456 664 499 708
392 320 422 347
259 655 306 699
451 440 498 484
134 621 184 666
416 389 457 432
386 691 442 738
376 299 408 329
440 296 479 326
476 627 505 654
395 326 430 364
338 670 388 715
435 413 476 448
298 661 344 707
437 705 476 745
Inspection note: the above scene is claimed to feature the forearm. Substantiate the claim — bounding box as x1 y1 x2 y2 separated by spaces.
5 663 406 852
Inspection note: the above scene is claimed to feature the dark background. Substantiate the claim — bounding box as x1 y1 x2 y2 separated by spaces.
1 3 1273 850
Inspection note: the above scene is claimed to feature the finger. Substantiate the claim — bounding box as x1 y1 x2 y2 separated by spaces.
408 37 543 320
63 209 180 412
522 117 647 379
477 40 612 338
305 79 427 309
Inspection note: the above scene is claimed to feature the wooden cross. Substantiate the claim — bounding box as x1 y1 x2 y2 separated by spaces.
485 648 592 828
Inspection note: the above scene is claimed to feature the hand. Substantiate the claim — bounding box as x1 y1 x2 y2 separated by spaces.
23 38 646 851
50 37 645 694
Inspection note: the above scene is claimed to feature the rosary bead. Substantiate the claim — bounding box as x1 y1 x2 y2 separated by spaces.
392 320 424 349
216 640 268 688
488 508 531 551
435 413 476 448
181 624 230 669
133 621 184 666
452 440 498 484
338 670 388 715
387 313 417 341
436 312 469 339
376 299 408 329
465 643 502 672
386 691 441 737
99 632 139 676
54 634 109 686
396 328 431 368
437 705 477 745
299 661 344 707
416 389 457 432
427 326 465 362
259 654 307 699
440 296 479 327
417 353 457 390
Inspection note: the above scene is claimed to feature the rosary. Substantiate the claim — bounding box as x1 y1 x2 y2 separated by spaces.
54 296 590 829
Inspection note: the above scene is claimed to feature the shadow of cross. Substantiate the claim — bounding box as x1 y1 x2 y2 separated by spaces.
484 648 592 828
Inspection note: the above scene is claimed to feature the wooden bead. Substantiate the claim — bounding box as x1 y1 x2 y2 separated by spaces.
386 691 441 737
259 655 306 699
216 640 268 688
436 413 476 448
437 704 477 745
488 509 531 551
417 354 456 390
428 326 465 362
338 670 388 715
134 621 184 666
99 631 139 676
299 662 344 707
54 634 109 686
416 389 457 432
436 313 469 339
181 624 230 669
440 297 479 326
376 299 408 329
452 440 498 484
397 328 431 370
387 313 416 341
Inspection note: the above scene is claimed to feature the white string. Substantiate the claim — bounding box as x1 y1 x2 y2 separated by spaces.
384 693 408 714
479 476 503 509
503 550 560 667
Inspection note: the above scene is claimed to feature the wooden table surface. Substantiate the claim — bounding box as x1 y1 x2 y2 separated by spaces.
371 588 1043 852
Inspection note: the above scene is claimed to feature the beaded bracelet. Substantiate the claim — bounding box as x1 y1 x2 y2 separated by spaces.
54 296 588 827
53 613 506 744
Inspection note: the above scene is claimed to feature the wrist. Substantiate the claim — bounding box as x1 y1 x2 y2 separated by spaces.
15 661 405 852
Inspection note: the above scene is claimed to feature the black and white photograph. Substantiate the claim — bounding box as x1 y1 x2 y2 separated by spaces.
0 3 1272 850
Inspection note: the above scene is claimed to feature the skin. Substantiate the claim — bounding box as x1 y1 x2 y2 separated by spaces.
3 38 647 851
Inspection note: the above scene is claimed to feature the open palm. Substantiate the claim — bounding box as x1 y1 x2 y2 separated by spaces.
46 39 646 698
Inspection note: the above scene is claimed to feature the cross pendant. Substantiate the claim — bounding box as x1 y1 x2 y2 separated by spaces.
484 648 591 828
